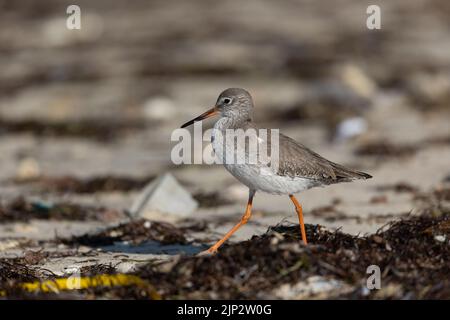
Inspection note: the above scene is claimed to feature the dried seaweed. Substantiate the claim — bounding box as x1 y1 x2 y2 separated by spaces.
0 260 40 283
137 214 450 299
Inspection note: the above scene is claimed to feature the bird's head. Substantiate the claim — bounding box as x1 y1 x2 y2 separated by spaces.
181 88 254 128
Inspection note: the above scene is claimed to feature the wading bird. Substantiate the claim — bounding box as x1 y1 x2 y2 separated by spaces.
181 88 371 253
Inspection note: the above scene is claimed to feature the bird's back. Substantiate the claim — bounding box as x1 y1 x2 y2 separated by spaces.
276 133 372 184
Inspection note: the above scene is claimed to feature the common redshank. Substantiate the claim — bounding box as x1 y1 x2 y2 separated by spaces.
181 88 371 253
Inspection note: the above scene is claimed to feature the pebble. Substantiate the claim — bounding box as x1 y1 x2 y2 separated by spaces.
434 235 446 242
338 64 377 99
274 276 351 299
16 157 41 181
129 173 198 219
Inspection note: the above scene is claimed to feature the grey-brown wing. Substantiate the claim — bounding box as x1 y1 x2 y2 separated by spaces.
235 122 371 183
275 133 371 183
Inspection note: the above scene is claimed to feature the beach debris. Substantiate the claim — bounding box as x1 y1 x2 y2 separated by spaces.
15 158 41 181
337 64 377 99
335 117 368 142
63 219 188 247
274 276 352 299
136 212 449 299
0 273 160 299
129 173 198 219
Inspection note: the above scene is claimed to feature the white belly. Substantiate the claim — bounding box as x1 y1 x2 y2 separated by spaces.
211 124 317 195
224 163 317 195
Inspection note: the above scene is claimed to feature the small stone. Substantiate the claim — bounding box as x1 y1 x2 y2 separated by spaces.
109 230 123 237
274 276 352 299
16 157 41 181
434 235 446 242
337 64 377 99
116 262 137 273
0 239 21 252
129 173 198 219
270 236 280 246
372 235 384 244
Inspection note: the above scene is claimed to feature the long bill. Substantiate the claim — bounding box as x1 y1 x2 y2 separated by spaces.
180 107 218 128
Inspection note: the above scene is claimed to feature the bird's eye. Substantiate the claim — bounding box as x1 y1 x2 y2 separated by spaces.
223 98 232 105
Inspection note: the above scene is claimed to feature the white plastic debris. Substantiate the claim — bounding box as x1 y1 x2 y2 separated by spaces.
274 276 351 299
129 173 198 219
116 262 137 273
335 117 368 142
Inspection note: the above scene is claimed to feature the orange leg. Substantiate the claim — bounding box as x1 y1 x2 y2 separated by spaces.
289 195 308 245
204 190 255 254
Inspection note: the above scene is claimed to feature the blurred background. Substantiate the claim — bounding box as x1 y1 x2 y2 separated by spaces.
0 0 449 237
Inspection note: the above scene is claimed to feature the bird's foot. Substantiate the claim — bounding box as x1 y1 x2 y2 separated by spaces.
196 246 218 256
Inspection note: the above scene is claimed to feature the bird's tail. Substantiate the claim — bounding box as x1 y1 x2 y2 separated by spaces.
331 162 372 182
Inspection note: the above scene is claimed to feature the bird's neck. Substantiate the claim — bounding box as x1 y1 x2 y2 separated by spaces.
214 116 253 131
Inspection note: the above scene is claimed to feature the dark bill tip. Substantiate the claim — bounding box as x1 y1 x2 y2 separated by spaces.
180 107 218 128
